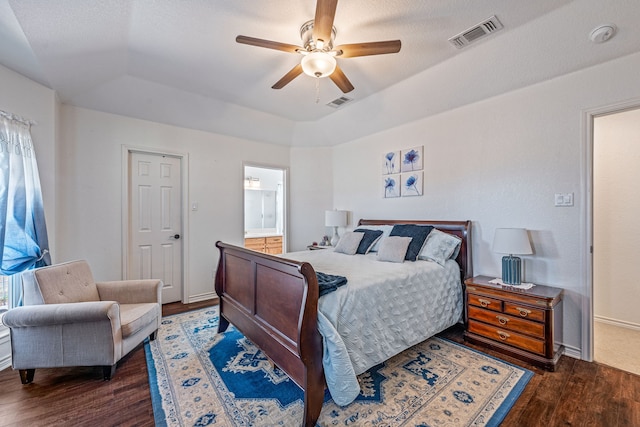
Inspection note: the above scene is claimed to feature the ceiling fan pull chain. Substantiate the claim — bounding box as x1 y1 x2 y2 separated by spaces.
315 78 320 104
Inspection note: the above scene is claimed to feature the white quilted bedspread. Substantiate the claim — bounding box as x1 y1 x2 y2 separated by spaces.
285 250 463 406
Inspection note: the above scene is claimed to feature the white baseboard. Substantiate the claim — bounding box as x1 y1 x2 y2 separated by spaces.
594 315 640 332
562 344 582 360
185 292 217 304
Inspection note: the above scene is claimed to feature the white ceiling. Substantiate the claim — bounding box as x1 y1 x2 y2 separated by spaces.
1 0 639 146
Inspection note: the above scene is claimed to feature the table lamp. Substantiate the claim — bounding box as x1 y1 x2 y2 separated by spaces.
325 210 347 246
492 228 532 285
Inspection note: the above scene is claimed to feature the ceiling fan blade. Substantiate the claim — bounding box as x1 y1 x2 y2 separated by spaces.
236 35 301 53
329 65 354 93
335 40 402 58
313 0 338 45
272 64 304 89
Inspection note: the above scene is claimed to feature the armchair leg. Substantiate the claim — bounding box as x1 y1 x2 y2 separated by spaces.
103 364 116 381
19 369 35 384
149 330 158 341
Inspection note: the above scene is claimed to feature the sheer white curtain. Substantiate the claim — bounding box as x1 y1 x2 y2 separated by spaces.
0 110 50 308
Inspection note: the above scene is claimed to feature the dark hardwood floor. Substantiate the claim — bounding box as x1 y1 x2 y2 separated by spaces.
0 301 638 426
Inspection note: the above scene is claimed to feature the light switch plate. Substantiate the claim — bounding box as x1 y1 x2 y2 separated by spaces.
554 193 574 207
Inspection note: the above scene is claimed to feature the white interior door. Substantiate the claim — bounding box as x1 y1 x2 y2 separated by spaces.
129 151 183 303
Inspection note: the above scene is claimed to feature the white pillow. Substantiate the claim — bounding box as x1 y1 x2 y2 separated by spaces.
418 229 462 266
356 225 394 252
377 236 413 263
333 231 365 255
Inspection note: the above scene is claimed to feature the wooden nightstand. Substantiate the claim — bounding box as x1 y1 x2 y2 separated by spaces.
464 275 564 371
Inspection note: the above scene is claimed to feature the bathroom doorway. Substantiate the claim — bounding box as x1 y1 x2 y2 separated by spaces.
243 164 287 254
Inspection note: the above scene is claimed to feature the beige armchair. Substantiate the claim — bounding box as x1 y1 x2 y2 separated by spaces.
2 260 162 384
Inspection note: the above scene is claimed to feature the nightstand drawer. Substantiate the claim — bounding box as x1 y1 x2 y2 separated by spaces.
503 302 545 322
468 306 545 339
468 319 545 356
468 293 502 312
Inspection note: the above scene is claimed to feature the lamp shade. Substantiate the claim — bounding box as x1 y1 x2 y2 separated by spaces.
492 228 532 255
301 52 337 78
325 210 347 227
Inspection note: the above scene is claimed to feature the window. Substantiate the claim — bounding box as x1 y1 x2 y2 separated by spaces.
0 275 8 312
0 110 51 308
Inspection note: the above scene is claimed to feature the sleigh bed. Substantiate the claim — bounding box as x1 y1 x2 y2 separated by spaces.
214 219 472 426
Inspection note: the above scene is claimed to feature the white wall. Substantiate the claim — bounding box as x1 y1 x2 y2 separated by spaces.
594 108 640 327
57 105 290 301
329 51 640 355
0 64 57 258
289 146 334 251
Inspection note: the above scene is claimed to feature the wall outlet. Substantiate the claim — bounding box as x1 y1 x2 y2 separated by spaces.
554 192 574 207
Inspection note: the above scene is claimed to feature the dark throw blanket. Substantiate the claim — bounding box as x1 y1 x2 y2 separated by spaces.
316 271 348 297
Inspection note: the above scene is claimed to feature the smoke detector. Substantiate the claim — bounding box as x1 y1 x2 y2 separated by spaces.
589 24 616 44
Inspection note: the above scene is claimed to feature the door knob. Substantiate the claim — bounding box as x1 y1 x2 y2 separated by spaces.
170 234 181 239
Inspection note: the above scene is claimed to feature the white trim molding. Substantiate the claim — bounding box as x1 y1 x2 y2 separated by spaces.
581 97 640 362
187 292 218 304
594 316 640 332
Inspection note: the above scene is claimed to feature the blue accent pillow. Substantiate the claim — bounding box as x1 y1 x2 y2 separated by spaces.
353 228 384 254
389 224 434 261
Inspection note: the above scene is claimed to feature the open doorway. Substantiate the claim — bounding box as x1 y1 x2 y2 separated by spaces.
592 106 640 375
243 164 287 254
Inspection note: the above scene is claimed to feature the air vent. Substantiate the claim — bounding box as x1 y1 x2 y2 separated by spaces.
448 15 503 49
326 96 353 108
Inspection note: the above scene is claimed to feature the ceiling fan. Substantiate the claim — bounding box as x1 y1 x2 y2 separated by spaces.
236 0 401 94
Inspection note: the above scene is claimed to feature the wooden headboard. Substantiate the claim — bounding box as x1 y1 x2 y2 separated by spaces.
357 219 473 281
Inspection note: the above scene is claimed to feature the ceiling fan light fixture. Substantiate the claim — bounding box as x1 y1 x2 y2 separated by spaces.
301 51 336 78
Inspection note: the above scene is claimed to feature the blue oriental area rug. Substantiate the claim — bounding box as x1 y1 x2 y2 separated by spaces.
145 307 532 426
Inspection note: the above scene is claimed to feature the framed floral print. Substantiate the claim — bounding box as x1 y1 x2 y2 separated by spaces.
383 174 400 198
382 150 400 175
401 171 423 197
401 146 423 172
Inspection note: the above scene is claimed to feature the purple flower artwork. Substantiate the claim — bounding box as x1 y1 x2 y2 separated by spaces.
401 146 423 172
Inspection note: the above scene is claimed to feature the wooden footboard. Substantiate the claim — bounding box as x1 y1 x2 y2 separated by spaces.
214 242 324 427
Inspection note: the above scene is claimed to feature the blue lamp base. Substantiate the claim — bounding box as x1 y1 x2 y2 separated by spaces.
502 255 522 285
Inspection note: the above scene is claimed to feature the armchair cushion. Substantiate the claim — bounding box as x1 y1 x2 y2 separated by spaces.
119 303 160 338
23 260 100 305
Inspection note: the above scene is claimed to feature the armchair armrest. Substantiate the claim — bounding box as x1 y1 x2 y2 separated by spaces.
96 279 162 305
2 301 120 328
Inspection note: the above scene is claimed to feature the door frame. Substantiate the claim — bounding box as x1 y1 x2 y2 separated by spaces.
243 162 289 253
121 145 190 303
581 97 640 362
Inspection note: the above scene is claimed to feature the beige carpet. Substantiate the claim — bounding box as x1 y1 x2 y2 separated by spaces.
594 320 640 376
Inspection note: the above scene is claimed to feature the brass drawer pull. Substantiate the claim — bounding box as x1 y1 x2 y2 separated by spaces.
497 330 510 340
478 298 491 307
516 307 532 317
496 315 509 325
